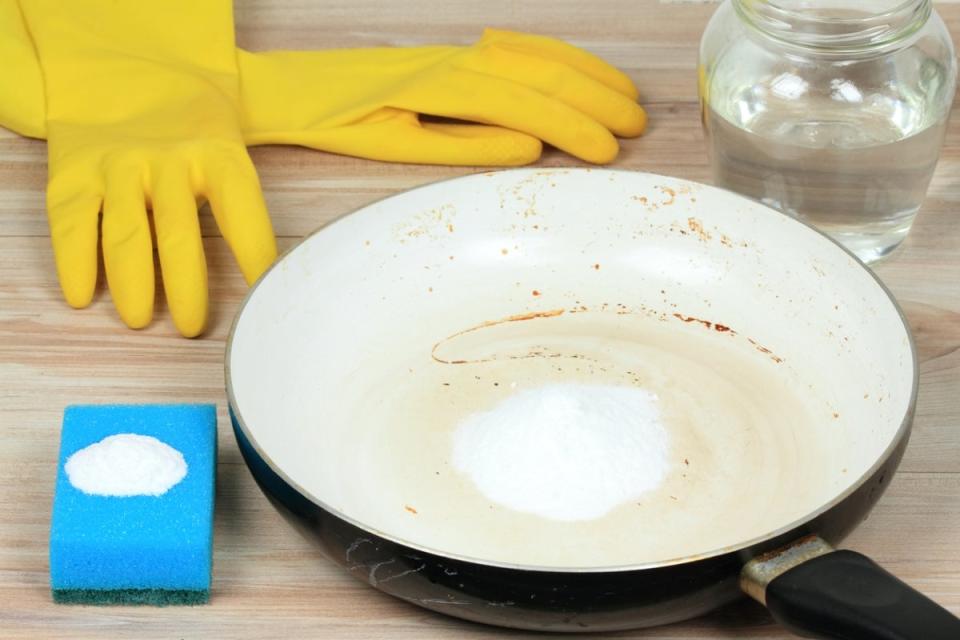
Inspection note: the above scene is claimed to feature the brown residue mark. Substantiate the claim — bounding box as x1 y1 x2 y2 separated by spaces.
673 312 712 330
720 234 733 247
687 217 712 241
501 248 509 255
593 263 601 270
532 224 540 230
683 458 690 466
714 324 734 334
631 195 649 204
832 412 840 419
431 309 566 365
364 240 371 246
658 186 677 206
404 505 418 515
442 382 450 386
427 287 433 293
669 496 678 501
864 393 870 399
532 290 541 297
747 337 784 363
448 255 455 260
691 197 697 203
447 223 455 233
842 468 848 473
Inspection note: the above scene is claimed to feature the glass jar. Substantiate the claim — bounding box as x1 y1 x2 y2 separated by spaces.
699 0 956 263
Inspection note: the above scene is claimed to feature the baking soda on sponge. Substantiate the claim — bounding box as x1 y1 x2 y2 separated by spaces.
65 433 188 497
50 404 216 605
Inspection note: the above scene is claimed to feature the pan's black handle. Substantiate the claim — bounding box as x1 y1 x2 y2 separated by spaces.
743 538 960 640
766 550 960 640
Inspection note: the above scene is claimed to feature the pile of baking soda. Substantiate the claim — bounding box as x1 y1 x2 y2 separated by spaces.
452 383 669 521
65 434 188 497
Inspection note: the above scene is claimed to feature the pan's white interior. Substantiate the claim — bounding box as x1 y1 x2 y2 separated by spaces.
228 169 914 569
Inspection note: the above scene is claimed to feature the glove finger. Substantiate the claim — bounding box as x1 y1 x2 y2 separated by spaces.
480 28 639 100
203 151 277 285
419 122 543 165
393 69 619 164
463 47 646 138
277 109 542 165
153 164 208 338
46 171 101 308
102 162 154 329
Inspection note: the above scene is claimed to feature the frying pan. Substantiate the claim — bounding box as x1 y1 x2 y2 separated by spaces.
226 169 959 638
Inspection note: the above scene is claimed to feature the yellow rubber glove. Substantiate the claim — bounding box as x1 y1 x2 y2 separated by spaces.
237 29 645 165
18 0 277 337
2 0 644 164
0 0 44 139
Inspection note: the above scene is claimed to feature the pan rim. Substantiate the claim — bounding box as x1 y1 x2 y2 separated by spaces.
225 167 919 574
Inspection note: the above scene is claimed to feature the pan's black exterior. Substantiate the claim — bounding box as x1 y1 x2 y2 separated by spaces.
230 409 910 632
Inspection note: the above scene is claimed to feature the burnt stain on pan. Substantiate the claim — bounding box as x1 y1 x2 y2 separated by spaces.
673 313 716 331
672 313 737 336
659 187 677 206
432 306 783 367
687 218 712 242
431 309 567 365
747 338 785 363
671 313 783 363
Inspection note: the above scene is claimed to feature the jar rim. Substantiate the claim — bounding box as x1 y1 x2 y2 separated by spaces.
733 0 932 54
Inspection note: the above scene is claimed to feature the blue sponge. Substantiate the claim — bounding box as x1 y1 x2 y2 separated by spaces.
50 404 217 605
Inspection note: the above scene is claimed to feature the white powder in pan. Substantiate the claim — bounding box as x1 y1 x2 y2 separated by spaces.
452 384 669 521
65 434 188 497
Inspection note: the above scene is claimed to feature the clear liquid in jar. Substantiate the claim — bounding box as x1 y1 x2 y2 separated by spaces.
704 65 951 263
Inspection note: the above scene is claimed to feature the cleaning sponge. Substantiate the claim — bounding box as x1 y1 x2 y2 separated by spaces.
50 404 217 605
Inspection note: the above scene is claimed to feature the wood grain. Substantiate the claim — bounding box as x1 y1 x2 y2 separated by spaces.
0 1 957 638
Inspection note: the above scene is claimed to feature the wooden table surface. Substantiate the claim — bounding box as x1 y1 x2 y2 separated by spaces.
1 1 958 638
